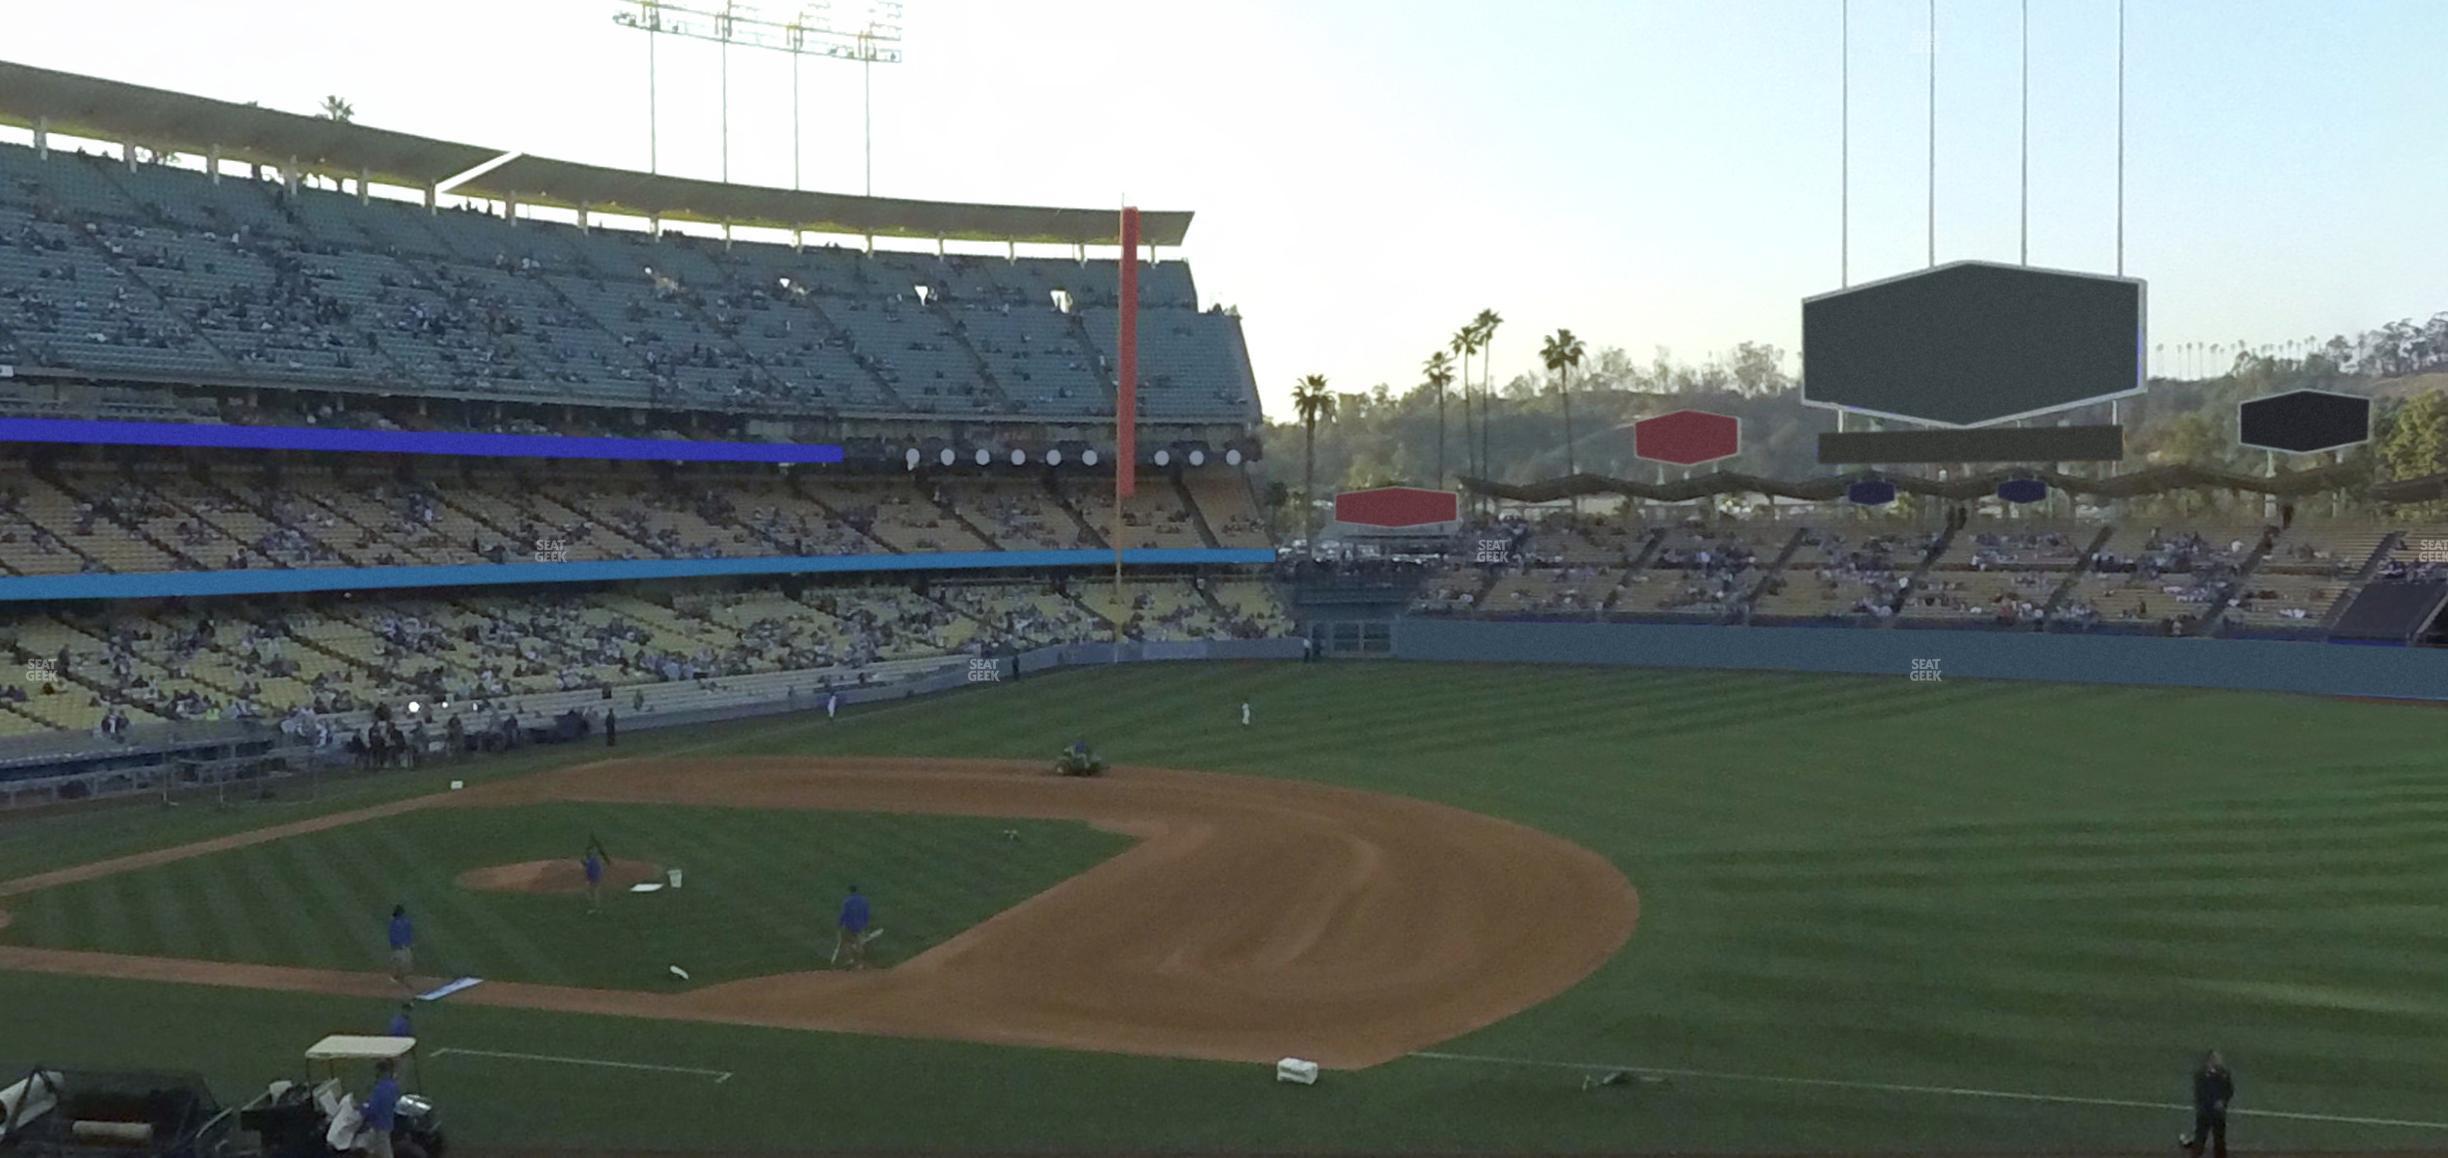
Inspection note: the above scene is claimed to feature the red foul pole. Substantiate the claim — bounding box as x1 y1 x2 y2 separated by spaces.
1116 207 1140 499
1111 207 1140 654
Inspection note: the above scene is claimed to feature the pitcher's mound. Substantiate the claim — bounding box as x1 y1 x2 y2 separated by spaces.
456 858 664 895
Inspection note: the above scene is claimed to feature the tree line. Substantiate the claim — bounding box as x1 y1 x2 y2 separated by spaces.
1265 309 2448 527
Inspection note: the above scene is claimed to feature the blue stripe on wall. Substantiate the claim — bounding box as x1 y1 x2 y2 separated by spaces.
0 549 1277 603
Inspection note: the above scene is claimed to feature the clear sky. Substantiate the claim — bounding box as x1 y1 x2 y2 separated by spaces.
8 0 2443 418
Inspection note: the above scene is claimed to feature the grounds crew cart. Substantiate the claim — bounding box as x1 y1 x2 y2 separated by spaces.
238 1037 444 1158
0 1068 238 1157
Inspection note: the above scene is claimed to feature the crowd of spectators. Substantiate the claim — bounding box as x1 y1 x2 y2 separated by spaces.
0 463 1266 575
5 575 1293 744
0 141 1254 422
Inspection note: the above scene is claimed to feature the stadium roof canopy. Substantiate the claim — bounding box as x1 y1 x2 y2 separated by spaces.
0 60 496 190
0 60 1191 246
458 155 1192 247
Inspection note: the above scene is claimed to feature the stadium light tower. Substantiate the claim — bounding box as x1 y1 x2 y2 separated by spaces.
613 0 906 195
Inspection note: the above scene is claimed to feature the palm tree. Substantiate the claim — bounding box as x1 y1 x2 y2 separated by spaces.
1423 350 1456 489
1472 309 1503 506
319 95 356 123
1540 328 1588 515
1450 325 1480 495
1292 374 1336 551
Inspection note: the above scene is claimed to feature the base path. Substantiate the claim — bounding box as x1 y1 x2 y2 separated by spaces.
0 758 1638 1069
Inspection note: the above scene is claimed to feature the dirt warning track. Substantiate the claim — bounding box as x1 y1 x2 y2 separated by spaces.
0 758 1638 1069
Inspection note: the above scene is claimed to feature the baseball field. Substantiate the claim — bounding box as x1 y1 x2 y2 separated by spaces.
3 661 2447 1154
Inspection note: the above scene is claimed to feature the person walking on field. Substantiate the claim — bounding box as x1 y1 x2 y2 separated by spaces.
835 884 872 969
1240 700 1251 726
582 838 608 914
2180 1050 2235 1158
386 904 415 994
604 707 617 748
358 1058 402 1158
385 1002 413 1038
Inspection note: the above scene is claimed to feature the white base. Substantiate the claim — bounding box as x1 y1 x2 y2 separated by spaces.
1275 1058 1319 1085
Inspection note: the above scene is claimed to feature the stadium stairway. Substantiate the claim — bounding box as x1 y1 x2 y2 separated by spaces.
37 467 203 572
792 295 911 410
1194 580 1235 623
1048 478 1110 550
427 480 533 557
1172 473 1223 549
1734 526 1811 623
1597 528 1668 614
1879 524 1959 627
1060 312 1122 409
918 476 1005 550
2040 525 2119 621
2195 527 2280 636
935 305 1019 413
790 481 904 555
2319 530 2406 631
526 472 656 558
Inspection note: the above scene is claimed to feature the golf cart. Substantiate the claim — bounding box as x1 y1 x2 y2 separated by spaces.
237 1037 443 1158
0 1067 239 1157
1052 740 1106 777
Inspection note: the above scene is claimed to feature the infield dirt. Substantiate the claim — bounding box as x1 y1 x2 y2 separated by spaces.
0 758 1638 1068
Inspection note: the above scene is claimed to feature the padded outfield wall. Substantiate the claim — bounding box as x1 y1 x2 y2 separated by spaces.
1392 618 2448 701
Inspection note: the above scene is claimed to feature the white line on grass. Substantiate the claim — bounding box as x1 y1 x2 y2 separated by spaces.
431 1047 732 1084
1407 1050 2448 1132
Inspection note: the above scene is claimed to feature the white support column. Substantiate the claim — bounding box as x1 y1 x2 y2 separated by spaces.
358 165 371 206
578 202 591 230
423 184 437 214
208 144 222 185
650 215 662 239
791 229 803 253
285 157 299 197
32 116 46 159
936 237 945 258
1007 241 1016 262
722 222 733 250
505 192 519 225
125 140 139 173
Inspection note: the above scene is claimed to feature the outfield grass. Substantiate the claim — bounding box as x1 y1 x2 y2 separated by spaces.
0 802 1130 989
6 662 2448 1153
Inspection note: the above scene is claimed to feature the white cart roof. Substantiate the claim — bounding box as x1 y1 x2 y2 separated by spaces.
305 1035 416 1061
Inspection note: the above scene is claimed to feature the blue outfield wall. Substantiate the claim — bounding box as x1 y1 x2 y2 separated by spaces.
0 548 1278 603
1393 618 2448 701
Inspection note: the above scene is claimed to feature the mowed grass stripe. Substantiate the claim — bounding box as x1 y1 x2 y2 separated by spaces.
184 836 275 964
272 828 402 971
635 806 828 978
370 819 572 985
133 851 206 960
235 839 319 966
